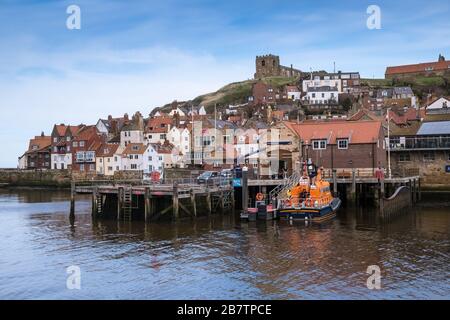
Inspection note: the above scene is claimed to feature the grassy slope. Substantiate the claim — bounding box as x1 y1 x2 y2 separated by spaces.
361 75 450 98
157 76 300 114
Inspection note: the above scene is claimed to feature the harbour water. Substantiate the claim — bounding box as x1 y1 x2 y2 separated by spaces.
0 188 448 299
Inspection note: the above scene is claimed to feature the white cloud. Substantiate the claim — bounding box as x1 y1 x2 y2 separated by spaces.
0 46 252 167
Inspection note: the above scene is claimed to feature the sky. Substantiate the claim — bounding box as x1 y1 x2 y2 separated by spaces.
1 0 450 167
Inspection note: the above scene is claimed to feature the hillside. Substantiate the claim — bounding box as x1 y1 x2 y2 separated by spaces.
361 75 450 99
155 76 300 114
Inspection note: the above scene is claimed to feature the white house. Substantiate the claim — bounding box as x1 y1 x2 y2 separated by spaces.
426 97 450 114
120 125 144 148
144 117 172 144
303 86 339 105
18 154 27 169
167 126 191 155
302 78 342 93
168 107 187 117
285 86 301 101
95 143 120 176
121 143 147 171
146 142 183 177
187 106 207 116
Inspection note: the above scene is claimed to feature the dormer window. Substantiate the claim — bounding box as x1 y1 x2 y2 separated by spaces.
337 139 349 149
425 67 433 71
132 145 139 151
312 139 327 150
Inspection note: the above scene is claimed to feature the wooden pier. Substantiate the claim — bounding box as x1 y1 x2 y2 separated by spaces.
70 168 421 222
71 179 235 221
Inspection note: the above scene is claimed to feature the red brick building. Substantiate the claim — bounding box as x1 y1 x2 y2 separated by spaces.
21 133 52 169
385 55 450 79
250 82 276 105
285 120 386 172
71 126 104 173
50 124 83 170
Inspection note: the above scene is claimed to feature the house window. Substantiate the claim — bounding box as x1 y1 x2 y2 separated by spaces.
99 158 103 163
312 140 327 150
159 156 163 161
134 155 138 159
423 152 435 161
80 164 84 171
89 164 95 171
129 155 133 159
73 141 78 147
114 157 118 162
79 141 85 147
337 139 348 150
53 137 58 143
149 156 152 161
399 153 411 162
131 164 137 169
160 134 166 140
116 166 119 171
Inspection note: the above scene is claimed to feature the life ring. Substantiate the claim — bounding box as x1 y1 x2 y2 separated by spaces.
256 193 265 201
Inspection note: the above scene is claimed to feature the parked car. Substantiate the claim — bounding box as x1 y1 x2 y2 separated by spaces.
196 171 219 184
220 169 233 178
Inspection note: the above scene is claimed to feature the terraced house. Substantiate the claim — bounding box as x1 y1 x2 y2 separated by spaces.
18 133 52 170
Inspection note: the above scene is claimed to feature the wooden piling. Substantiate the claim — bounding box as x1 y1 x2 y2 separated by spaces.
220 191 225 213
242 168 249 212
92 186 98 217
230 180 235 214
418 178 421 201
173 182 179 220
70 181 75 218
351 169 356 202
206 191 212 215
190 189 197 217
144 187 151 223
332 170 337 195
117 187 124 220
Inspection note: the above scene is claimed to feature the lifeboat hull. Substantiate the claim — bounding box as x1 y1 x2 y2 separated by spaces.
277 198 341 222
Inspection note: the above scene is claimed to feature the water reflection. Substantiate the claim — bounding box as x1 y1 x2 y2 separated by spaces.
0 188 448 299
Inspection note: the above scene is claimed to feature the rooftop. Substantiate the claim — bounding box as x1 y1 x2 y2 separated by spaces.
417 121 450 135
285 120 382 144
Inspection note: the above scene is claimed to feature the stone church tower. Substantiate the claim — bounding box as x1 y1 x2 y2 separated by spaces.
254 54 302 79
255 54 281 78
